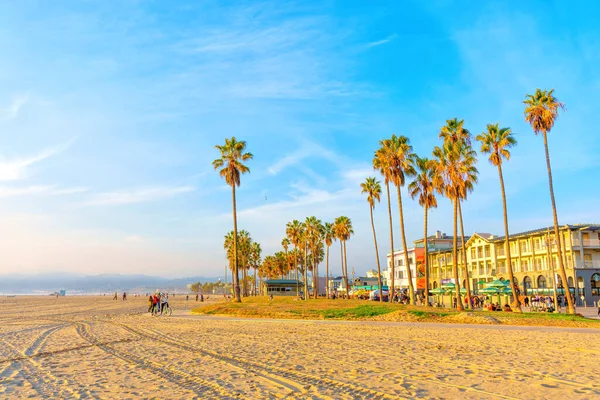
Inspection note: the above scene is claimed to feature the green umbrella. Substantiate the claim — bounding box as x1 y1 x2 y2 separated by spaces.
501 286 513 294
430 288 445 295
441 282 456 289
477 280 487 286
486 279 509 288
480 287 499 294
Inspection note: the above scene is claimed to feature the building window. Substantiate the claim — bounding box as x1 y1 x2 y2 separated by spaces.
521 260 528 272
591 273 600 296
537 275 547 289
520 241 528 253
534 239 540 251
477 247 483 258
485 245 490 258
471 248 476 259
523 276 532 289
584 254 592 266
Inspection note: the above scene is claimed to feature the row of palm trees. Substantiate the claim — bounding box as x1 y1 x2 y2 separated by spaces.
282 217 353 299
214 88 575 314
223 230 261 296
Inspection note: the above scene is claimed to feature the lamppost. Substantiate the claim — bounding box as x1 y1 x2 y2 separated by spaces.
544 228 559 313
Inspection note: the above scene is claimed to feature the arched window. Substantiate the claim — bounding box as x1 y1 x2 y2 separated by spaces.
577 276 585 297
568 276 574 288
523 276 532 289
433 281 438 289
591 274 600 296
556 275 563 288
537 275 547 289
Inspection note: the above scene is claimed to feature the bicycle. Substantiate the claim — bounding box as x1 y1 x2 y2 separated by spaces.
152 303 173 317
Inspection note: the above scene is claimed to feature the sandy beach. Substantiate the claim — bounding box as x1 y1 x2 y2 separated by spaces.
1 296 599 399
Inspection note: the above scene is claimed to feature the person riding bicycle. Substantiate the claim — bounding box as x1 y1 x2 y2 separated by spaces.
152 293 160 313
160 293 169 314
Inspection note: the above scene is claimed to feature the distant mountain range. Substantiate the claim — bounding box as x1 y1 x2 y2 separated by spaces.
0 273 223 294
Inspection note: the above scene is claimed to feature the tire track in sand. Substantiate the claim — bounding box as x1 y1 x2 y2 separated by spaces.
117 322 400 400
73 321 241 399
0 324 93 399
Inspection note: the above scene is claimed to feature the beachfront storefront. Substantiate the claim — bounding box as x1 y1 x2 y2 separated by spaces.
263 279 303 297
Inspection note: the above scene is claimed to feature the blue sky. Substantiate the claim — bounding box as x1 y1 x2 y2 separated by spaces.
1 0 599 277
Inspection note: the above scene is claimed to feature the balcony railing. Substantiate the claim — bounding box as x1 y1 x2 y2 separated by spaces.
576 260 600 268
572 238 600 247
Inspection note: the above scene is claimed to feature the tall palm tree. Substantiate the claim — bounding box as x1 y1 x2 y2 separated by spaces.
433 139 477 311
361 177 384 302
387 135 417 304
250 242 262 296
438 119 478 309
524 88 573 314
476 124 521 312
286 220 303 298
373 143 396 301
305 216 323 299
334 216 353 298
237 229 251 297
213 137 253 302
323 222 334 298
408 156 438 305
282 238 291 279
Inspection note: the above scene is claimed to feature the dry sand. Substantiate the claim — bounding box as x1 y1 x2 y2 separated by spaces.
1 296 599 399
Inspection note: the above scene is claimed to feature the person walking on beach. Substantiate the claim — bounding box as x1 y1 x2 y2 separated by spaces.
113 292 117 300
195 294 199 302
152 293 160 313
148 295 154 313
122 292 127 301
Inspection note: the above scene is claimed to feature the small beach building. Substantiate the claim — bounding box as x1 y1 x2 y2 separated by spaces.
263 279 303 296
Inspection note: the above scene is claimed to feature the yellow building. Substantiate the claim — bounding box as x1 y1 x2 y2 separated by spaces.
426 224 600 305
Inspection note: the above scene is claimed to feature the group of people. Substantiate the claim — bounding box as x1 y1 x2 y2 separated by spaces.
523 295 561 312
148 292 169 314
112 292 127 300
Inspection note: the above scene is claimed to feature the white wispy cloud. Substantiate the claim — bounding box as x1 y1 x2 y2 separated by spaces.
366 33 398 48
0 93 29 120
267 140 342 175
0 139 76 181
84 186 194 206
0 185 88 198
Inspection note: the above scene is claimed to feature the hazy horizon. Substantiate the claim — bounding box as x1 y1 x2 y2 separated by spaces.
1 1 599 277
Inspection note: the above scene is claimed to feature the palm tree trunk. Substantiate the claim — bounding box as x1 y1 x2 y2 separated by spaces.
253 267 257 296
453 199 464 311
498 163 521 312
423 205 429 306
242 265 248 297
339 241 344 297
385 182 395 302
313 249 318 299
325 245 330 298
396 185 415 305
231 185 241 303
370 205 383 303
304 244 309 300
543 131 574 314
458 201 472 309
343 241 349 299
294 245 299 298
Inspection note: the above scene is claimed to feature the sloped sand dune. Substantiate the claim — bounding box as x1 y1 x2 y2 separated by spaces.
0 296 599 399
